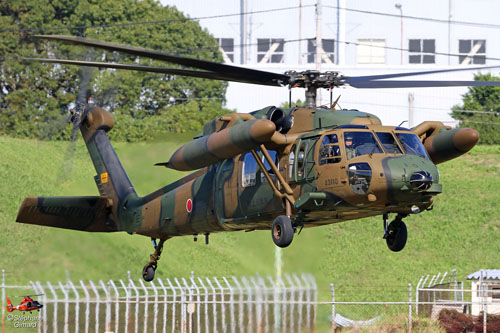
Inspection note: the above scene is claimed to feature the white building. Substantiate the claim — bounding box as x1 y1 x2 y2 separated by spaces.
468 269 500 316
160 0 500 127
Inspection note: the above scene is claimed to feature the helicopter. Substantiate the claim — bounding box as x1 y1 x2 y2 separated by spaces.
15 34 500 282
6 295 43 313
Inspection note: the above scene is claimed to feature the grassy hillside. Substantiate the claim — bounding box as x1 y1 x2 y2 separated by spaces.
1 136 499 306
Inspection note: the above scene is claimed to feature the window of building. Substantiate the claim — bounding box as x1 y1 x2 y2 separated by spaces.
459 40 486 65
357 39 385 64
216 38 234 63
307 39 335 63
409 39 435 64
492 284 500 301
242 152 256 187
257 38 284 63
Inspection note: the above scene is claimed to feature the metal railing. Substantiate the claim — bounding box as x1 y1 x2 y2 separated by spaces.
1 270 317 333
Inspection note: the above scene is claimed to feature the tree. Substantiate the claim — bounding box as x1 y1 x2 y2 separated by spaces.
0 0 231 141
451 73 500 144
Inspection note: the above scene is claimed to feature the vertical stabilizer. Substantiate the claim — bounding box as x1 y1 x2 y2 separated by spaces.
6 297 13 312
80 106 138 227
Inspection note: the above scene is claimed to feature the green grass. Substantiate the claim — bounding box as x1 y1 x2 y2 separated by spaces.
1 136 499 327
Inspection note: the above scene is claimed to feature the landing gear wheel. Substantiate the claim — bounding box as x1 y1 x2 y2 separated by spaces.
272 215 294 248
142 238 168 282
385 220 407 252
142 265 155 282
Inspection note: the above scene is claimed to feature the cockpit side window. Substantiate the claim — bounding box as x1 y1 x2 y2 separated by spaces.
395 133 429 159
344 131 384 159
242 152 256 187
319 134 341 165
376 132 403 154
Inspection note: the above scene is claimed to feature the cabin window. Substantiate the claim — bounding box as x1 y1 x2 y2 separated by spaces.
395 133 429 159
376 132 403 154
297 143 307 177
319 134 341 165
344 131 383 159
242 153 256 187
260 150 279 183
288 150 295 178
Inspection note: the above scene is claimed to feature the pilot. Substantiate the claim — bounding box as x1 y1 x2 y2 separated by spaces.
345 134 356 159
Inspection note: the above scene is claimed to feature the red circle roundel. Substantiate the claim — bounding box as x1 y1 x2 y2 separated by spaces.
186 199 193 213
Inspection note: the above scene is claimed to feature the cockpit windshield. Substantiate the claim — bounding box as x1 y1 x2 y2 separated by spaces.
344 131 383 159
395 133 429 159
376 132 403 154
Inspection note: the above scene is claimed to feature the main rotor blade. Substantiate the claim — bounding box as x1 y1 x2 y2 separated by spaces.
34 35 289 86
349 80 500 89
342 64 500 84
25 58 282 86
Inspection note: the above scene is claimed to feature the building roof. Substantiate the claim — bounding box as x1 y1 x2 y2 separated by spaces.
467 270 500 280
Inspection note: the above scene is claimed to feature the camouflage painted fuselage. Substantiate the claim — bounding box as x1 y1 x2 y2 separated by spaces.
18 105 480 240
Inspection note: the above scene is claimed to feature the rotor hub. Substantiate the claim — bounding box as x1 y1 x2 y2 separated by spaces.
285 70 343 108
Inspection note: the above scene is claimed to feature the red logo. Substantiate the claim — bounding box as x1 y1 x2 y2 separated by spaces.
186 199 193 213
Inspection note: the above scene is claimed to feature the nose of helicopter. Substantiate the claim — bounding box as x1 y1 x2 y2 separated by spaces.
382 155 441 204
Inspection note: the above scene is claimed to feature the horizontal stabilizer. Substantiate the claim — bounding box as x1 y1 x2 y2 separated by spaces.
16 196 117 232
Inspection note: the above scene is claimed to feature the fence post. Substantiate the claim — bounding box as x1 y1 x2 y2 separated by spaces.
35 281 48 333
242 276 254 333
46 282 58 333
222 277 235 333
257 276 270 333
99 280 111 332
138 279 150 333
175 278 186 333
214 277 226 333
67 280 80 333
181 278 194 333
285 275 295 333
108 280 120 333
79 280 90 333
128 278 140 333
119 279 130 333
205 277 217 333
197 278 209 333
301 275 311 332
29 281 43 333
166 278 177 333
150 281 159 333
309 274 318 333
88 280 100 333
157 279 168 333
408 283 412 333
232 276 245 332
250 276 263 333
190 276 201 333
58 281 69 333
331 283 335 333
293 275 304 333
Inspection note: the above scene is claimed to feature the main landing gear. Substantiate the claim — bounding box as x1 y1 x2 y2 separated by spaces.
383 213 408 252
142 238 168 282
271 215 295 248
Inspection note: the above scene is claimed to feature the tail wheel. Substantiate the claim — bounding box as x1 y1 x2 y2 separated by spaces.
386 220 407 252
271 215 294 248
142 265 155 282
